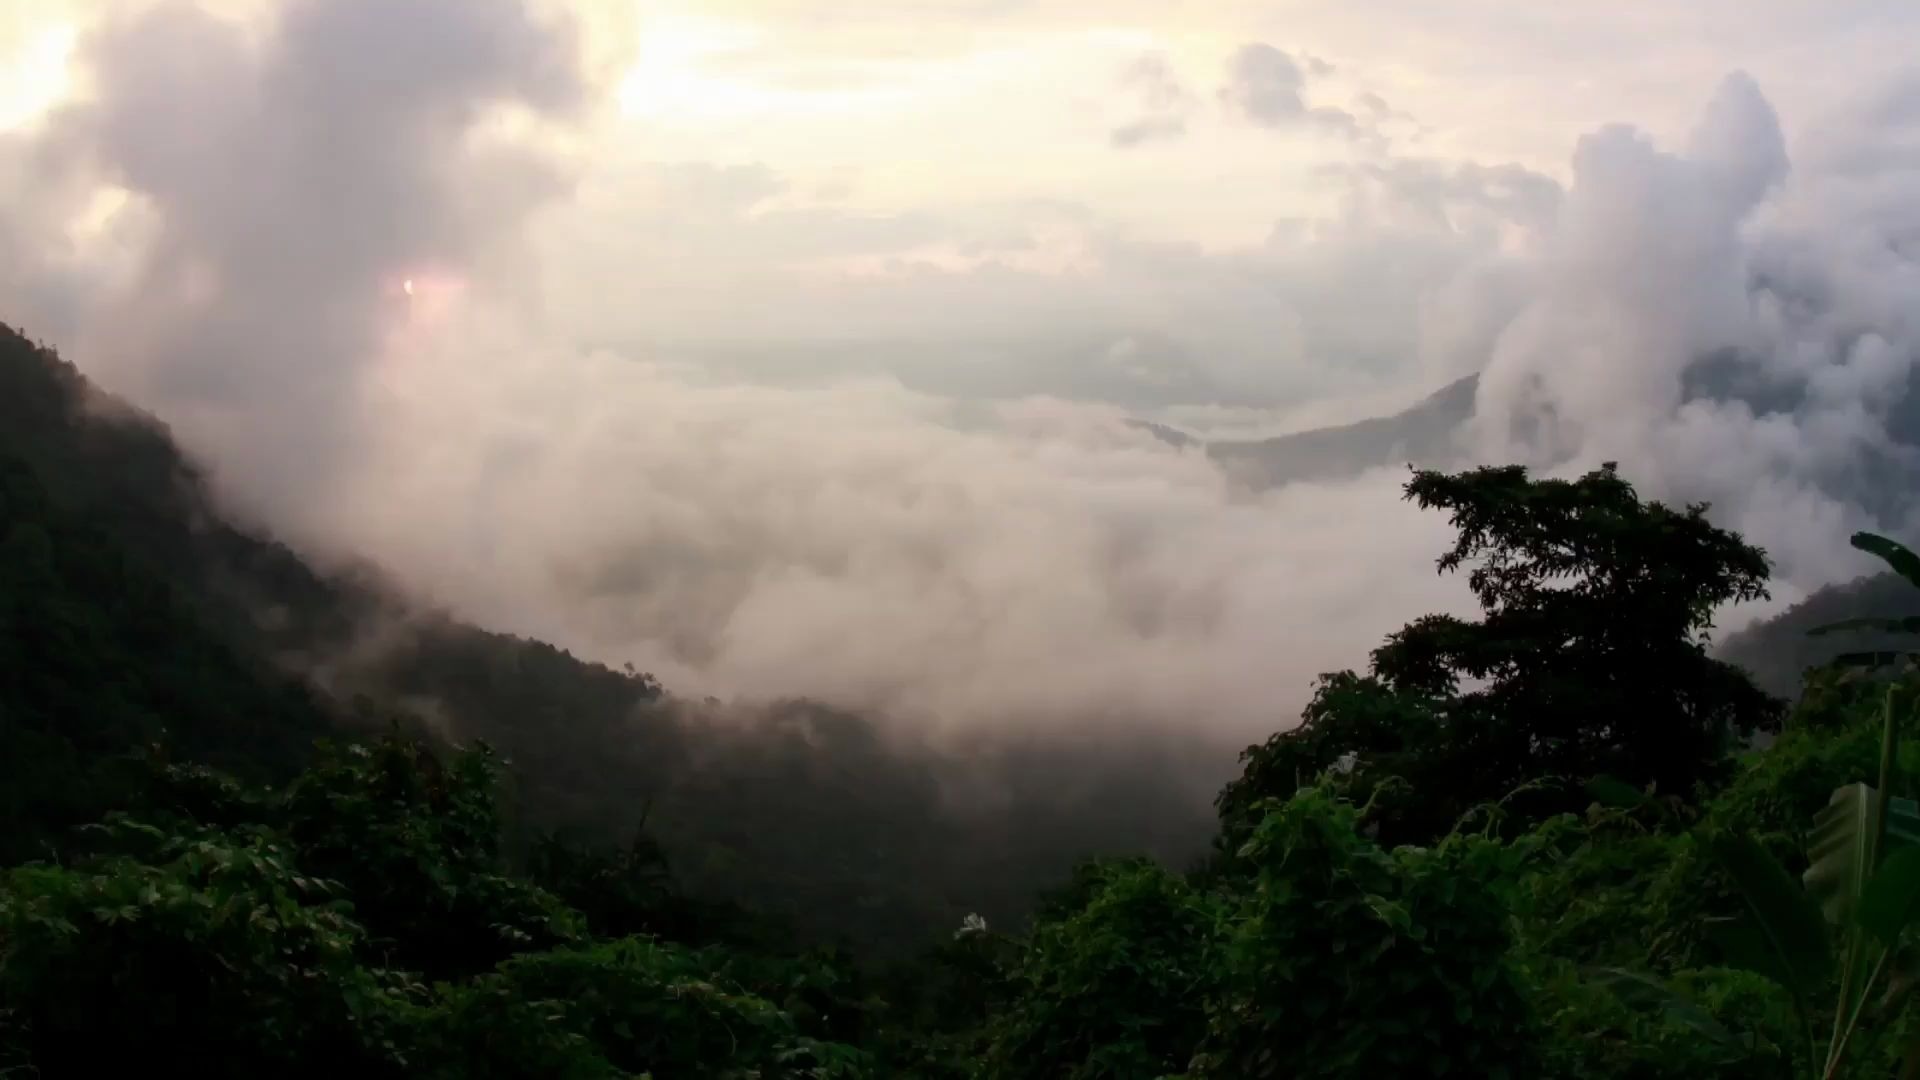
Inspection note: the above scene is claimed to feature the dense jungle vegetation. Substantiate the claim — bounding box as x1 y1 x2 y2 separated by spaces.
11 318 1920 1076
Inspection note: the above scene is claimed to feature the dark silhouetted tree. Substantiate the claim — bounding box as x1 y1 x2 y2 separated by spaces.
1221 463 1784 845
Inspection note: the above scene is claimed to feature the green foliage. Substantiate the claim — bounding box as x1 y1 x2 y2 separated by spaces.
414 938 870 1079
1508 810 1720 972
23 314 1920 1077
1192 788 1538 1078
282 737 584 978
1618 689 1920 1077
985 858 1219 1079
0 732 874 1079
1530 963 1795 1078
0 822 408 1075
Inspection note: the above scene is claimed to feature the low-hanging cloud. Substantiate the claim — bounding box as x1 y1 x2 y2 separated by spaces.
6 2 1920 746
22 0 586 526
332 324 1464 738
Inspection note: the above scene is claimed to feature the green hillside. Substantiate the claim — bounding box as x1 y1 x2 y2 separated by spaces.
12 320 1920 1076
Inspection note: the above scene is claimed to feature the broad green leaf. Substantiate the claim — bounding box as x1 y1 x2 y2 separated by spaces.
1709 834 1833 1002
1806 783 1880 927
1853 533 1920 592
1860 847 1920 945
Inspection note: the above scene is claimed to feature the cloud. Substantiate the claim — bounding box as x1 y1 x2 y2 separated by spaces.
16 0 587 525
1320 159 1563 234
522 148 1555 412
1463 70 1920 593
1221 43 1305 125
1109 115 1187 149
325 320 1469 739
7 0 1920 747
0 2 1489 744
1108 52 1192 147
1219 42 1363 139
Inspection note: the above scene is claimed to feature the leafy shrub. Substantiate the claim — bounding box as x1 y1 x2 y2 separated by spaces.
0 823 412 1075
985 858 1220 1079
1193 788 1538 1079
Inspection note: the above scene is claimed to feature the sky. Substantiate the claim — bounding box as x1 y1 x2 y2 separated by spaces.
4 1 1920 740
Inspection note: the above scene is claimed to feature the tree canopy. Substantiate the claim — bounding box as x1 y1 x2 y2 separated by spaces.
1221 462 1784 846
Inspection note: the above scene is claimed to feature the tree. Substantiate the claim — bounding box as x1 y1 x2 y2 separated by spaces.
0 819 411 1076
281 736 583 980
1222 463 1784 845
1192 788 1539 1078
983 858 1218 1079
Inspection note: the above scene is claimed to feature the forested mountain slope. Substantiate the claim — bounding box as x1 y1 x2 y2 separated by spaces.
1719 570 1919 696
0 453 331 863
0 322 1218 955
12 417 1911 1077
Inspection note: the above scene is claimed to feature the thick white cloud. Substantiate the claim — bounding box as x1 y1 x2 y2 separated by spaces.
329 316 1464 738
1467 71 1920 589
5 0 1920 746
10 0 587 521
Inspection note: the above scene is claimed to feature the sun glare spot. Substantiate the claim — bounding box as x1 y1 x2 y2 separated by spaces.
0 22 78 131
616 16 770 118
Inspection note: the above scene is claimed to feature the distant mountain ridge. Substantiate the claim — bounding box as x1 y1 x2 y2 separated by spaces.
1204 375 1480 487
1152 347 1920 512
1719 571 1920 696
1139 357 1920 699
1127 375 1477 487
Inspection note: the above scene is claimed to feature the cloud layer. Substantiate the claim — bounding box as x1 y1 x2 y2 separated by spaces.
5 3 1920 743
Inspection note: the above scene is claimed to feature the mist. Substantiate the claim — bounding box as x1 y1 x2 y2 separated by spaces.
5 0 1920 745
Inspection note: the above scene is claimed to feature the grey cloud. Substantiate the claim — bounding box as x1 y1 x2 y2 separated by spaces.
1320 159 1565 234
11 8 1920 740
10 0 585 528
1460 71 1920 591
1220 42 1365 140
1108 52 1192 148
320 328 1472 738
247 68 1920 702
541 151 1548 408
1687 71 1789 208
1109 116 1187 148
1221 43 1306 125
